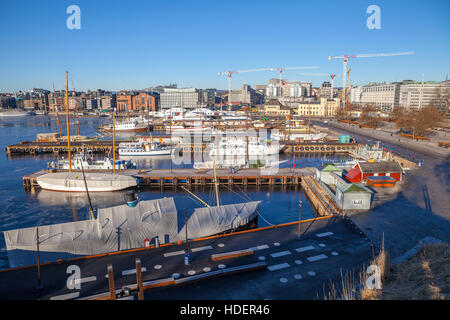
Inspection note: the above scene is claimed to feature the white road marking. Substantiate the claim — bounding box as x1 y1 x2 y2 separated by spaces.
273 242 280 246
70 276 97 285
279 277 288 283
307 254 328 262
270 250 292 258
249 244 269 251
294 260 303 265
203 267 211 272
191 245 213 252
307 271 316 276
318 243 326 247
294 274 302 280
295 245 315 253
172 273 180 279
50 292 80 300
188 270 196 275
268 263 290 271
331 252 339 256
154 265 162 270
163 250 185 257
121 267 147 276
218 264 226 269
218 243 225 247
316 232 334 238
258 256 266 261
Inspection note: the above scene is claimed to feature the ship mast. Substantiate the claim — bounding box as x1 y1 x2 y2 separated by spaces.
65 71 72 172
53 83 63 136
113 107 116 175
213 160 220 207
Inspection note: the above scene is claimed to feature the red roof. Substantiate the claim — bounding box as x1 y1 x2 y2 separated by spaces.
345 168 360 179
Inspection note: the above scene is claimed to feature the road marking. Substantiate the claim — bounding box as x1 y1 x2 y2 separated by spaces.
294 260 303 265
279 277 288 283
154 265 162 270
249 244 269 251
72 276 97 285
218 264 226 269
50 292 80 300
203 267 211 272
121 267 147 276
273 242 280 246
307 254 328 262
318 243 326 247
295 245 315 253
191 245 213 252
258 256 266 261
218 243 225 247
307 271 316 276
331 251 339 256
163 250 185 257
268 263 290 271
316 232 334 238
188 270 196 275
270 250 291 258
294 274 302 280
172 273 180 279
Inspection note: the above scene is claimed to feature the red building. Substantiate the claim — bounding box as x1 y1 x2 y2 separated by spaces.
344 161 403 183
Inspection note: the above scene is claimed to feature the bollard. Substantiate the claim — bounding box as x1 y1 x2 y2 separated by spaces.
135 259 144 301
184 252 190 265
107 264 116 300
155 236 160 248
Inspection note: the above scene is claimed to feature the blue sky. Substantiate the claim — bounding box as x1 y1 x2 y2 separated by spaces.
0 0 449 92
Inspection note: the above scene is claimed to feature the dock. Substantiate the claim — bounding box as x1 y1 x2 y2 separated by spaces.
22 167 316 192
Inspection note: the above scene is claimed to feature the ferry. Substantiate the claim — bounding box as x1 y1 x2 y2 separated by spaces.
209 137 284 156
119 139 172 156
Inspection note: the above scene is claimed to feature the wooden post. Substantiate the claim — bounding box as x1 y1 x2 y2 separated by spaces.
107 264 116 300
136 258 144 301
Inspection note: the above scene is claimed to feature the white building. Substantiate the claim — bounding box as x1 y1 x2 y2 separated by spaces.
360 83 401 111
160 88 202 109
399 82 448 110
350 86 362 104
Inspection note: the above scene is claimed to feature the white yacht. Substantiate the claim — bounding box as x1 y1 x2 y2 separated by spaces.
102 120 149 132
119 139 172 156
48 151 135 170
209 136 284 156
0 109 30 117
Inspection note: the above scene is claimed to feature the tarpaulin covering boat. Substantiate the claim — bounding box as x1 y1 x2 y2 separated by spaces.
3 197 260 267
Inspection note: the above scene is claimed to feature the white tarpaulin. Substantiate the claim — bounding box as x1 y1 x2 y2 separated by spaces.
3 197 260 267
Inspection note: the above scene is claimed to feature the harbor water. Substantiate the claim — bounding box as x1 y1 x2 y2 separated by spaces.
0 115 351 270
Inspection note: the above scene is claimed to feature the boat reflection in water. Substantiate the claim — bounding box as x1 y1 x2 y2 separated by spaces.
36 189 132 209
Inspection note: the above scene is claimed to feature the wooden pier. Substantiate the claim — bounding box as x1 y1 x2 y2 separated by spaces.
301 176 342 216
22 167 315 193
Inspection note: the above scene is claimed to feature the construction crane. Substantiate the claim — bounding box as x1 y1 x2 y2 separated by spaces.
297 72 342 97
218 68 273 111
328 51 415 107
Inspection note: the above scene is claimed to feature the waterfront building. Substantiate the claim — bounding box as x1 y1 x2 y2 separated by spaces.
160 88 202 109
344 161 403 183
360 82 401 112
296 98 341 117
132 92 159 112
399 81 449 111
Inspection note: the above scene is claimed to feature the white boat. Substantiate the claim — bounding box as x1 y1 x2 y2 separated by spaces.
209 136 284 156
165 124 212 134
271 132 327 141
119 139 172 156
194 157 288 169
36 172 138 192
48 151 135 170
102 120 149 132
0 109 30 117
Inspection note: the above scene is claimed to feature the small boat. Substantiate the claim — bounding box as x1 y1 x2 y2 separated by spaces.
36 172 138 192
119 139 172 156
0 109 30 117
48 151 135 170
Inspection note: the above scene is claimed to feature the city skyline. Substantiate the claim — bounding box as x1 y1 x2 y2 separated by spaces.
0 0 449 92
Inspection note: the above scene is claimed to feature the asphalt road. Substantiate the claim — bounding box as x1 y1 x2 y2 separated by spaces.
314 120 450 258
